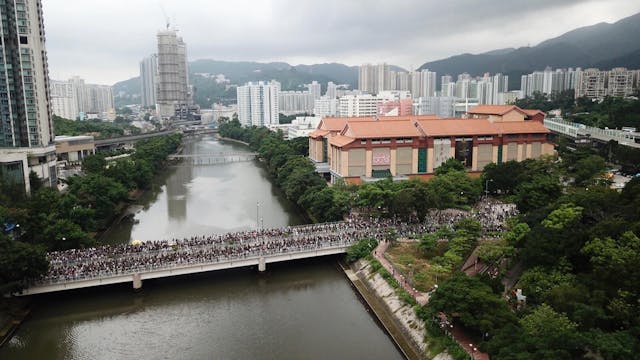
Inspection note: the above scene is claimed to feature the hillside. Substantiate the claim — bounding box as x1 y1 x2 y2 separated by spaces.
114 60 393 108
418 12 640 89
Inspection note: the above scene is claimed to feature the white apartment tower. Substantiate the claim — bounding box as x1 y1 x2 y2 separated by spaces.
607 67 634 97
140 54 158 108
576 68 607 99
307 81 321 100
0 0 57 193
156 29 190 118
359 63 391 94
50 80 78 120
325 82 337 99
236 81 280 127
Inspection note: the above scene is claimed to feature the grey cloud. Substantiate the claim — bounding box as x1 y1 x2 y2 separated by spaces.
42 0 640 84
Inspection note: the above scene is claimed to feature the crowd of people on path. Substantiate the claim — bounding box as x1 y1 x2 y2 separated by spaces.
40 199 518 285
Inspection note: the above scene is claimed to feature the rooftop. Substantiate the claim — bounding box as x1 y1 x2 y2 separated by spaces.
343 119 423 139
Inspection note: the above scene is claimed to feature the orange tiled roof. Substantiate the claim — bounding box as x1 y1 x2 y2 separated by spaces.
521 109 545 117
467 105 528 116
417 119 498 137
309 129 330 138
329 134 356 147
378 114 439 121
494 121 550 134
418 118 552 137
343 119 423 139
319 117 375 131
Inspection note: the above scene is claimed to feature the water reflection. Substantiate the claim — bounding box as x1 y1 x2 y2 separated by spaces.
103 135 307 244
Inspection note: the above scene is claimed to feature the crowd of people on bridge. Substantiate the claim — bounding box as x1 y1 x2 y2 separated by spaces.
40 199 518 285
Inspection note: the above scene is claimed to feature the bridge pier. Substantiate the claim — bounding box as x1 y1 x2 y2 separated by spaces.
132 273 143 291
258 257 266 272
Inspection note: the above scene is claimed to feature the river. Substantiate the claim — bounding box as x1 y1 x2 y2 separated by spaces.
0 135 403 360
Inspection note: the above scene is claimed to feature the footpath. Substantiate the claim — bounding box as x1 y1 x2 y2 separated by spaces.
372 240 490 360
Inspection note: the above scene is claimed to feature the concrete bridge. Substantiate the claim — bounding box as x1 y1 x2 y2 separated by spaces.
545 117 640 149
167 152 259 165
19 242 351 296
95 130 181 150
95 128 218 150
19 220 393 296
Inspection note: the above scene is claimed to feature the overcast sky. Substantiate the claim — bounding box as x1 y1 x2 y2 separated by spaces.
42 0 640 85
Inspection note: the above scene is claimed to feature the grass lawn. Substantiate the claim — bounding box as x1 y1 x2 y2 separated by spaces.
384 242 448 292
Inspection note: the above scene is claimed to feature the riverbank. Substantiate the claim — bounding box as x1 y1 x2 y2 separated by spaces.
340 259 443 360
215 134 250 146
0 299 30 348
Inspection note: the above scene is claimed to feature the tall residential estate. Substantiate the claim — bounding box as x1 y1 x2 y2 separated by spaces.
0 0 57 193
236 81 280 127
156 29 190 119
140 54 158 108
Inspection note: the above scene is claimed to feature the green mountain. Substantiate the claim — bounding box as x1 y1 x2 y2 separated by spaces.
418 12 640 89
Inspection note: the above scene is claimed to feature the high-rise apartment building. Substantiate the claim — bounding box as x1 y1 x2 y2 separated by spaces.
313 97 339 117
279 90 314 114
236 81 280 127
0 0 57 193
86 85 114 114
359 63 391 94
307 81 322 100
156 29 190 118
520 67 583 97
576 68 607 99
50 80 78 120
338 91 408 117
396 72 410 92
607 67 634 97
413 97 455 118
339 94 382 117
411 69 436 98
140 54 158 108
325 82 337 99
57 76 113 119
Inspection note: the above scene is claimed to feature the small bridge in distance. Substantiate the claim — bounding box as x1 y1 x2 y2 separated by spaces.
168 152 259 166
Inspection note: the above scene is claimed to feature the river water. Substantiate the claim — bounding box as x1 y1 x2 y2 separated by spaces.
0 136 403 360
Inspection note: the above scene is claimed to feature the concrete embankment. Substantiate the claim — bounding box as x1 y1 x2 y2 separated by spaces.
0 301 30 348
340 260 436 360
215 135 250 146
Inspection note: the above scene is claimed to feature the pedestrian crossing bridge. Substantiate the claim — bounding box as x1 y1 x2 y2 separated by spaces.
168 152 259 165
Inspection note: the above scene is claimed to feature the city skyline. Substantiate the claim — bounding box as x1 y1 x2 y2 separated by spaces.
43 0 640 85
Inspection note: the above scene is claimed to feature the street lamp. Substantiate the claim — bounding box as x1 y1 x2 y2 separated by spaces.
256 201 260 231
485 179 494 197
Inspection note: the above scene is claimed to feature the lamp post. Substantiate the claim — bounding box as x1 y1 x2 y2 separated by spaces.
485 179 494 197
256 201 260 231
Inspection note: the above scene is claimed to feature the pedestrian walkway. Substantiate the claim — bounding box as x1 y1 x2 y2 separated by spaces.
373 240 429 305
373 240 490 360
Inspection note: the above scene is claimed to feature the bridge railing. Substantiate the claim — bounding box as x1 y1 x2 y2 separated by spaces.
546 117 639 143
36 240 357 287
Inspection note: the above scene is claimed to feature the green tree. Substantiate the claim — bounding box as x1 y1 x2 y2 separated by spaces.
82 154 106 174
435 158 465 175
519 304 582 356
541 203 584 230
428 274 517 335
572 155 607 186
29 171 43 193
0 236 49 293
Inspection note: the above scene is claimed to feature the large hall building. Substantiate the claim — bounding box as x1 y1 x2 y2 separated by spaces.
309 105 553 184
